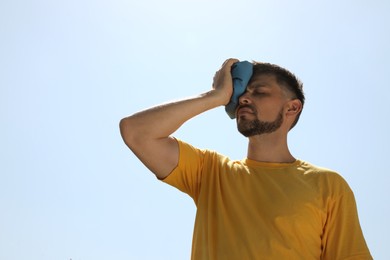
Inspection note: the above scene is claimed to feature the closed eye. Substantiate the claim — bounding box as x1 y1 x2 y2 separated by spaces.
253 91 268 96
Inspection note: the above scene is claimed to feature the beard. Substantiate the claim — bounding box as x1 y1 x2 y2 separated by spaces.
237 107 284 137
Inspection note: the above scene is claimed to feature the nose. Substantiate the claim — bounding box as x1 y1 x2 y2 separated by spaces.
238 91 251 105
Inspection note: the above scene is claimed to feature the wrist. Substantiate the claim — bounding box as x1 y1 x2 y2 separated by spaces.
201 89 231 107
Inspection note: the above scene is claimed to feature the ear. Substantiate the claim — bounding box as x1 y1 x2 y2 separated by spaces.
286 99 302 116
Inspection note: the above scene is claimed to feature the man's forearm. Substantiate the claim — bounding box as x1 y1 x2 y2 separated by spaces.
120 90 224 143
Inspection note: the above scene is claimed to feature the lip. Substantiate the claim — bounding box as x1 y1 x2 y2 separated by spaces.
237 107 255 117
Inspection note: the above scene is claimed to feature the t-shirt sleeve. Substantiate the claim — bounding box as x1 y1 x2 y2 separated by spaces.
321 175 372 260
161 139 206 204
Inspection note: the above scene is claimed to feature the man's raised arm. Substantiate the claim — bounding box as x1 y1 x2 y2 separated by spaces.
119 58 238 179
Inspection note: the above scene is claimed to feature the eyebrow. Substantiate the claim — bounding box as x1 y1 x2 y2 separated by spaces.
247 82 270 90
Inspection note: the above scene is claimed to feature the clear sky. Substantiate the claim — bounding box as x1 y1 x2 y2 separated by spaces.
1 0 389 259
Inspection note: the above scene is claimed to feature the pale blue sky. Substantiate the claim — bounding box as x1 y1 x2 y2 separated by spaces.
1 0 389 259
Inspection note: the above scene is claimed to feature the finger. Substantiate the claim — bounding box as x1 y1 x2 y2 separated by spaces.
224 58 240 67
221 58 239 68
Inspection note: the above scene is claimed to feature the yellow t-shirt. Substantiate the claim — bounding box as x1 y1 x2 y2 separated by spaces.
163 140 372 260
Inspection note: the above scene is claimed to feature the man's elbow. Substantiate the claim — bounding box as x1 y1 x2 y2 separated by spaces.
119 117 136 147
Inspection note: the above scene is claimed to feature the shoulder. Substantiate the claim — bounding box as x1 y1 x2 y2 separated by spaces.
299 160 345 180
176 138 232 163
298 160 352 195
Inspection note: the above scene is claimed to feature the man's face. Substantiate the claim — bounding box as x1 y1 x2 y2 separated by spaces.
236 74 289 137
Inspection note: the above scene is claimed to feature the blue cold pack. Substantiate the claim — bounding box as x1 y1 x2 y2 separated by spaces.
225 61 253 119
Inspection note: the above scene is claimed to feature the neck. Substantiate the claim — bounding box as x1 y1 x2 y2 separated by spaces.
246 131 295 163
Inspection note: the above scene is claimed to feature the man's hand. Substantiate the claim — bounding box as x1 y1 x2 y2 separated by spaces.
212 58 240 105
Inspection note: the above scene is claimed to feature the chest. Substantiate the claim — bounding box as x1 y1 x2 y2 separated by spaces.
198 168 327 236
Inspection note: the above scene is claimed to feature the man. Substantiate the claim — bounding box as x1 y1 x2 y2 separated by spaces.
120 59 372 259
